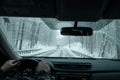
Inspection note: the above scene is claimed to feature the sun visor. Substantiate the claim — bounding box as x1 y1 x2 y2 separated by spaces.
57 0 107 21
0 0 56 17
103 0 120 19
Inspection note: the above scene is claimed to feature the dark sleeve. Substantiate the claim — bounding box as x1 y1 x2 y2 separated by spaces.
0 69 6 79
35 70 51 80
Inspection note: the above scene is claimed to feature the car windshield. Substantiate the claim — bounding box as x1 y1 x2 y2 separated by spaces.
0 17 119 59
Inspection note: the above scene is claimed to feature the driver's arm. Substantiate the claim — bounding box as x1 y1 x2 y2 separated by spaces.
0 60 20 80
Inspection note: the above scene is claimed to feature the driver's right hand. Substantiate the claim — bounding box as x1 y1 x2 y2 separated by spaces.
35 61 50 73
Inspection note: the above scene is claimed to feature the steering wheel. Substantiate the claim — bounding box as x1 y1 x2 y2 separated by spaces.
7 58 52 80
12 59 39 80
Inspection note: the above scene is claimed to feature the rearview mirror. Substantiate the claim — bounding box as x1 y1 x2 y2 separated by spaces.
61 27 93 36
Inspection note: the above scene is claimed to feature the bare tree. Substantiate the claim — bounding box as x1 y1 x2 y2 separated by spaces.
16 22 21 49
99 34 107 57
35 23 41 45
30 22 36 48
19 20 25 50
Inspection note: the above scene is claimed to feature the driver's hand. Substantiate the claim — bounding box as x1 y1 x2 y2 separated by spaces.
1 60 20 72
36 61 50 73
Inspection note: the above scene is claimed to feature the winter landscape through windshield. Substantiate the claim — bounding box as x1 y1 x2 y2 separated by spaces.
0 17 120 59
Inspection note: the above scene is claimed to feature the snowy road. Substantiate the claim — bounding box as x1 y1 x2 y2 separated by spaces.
18 47 94 58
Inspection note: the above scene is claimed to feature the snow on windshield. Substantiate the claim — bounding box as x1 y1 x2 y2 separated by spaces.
0 17 120 59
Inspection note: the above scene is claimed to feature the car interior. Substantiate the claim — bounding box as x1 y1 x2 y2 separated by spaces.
0 0 120 80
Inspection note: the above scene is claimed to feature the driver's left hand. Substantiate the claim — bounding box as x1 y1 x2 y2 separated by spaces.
1 60 20 72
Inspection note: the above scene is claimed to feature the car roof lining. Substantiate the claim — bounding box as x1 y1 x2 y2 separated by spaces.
0 0 120 21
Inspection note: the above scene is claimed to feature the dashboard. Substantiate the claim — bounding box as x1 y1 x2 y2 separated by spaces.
41 58 120 80
6 58 120 80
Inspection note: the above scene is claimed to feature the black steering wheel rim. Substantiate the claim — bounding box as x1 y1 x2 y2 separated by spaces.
18 58 39 69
